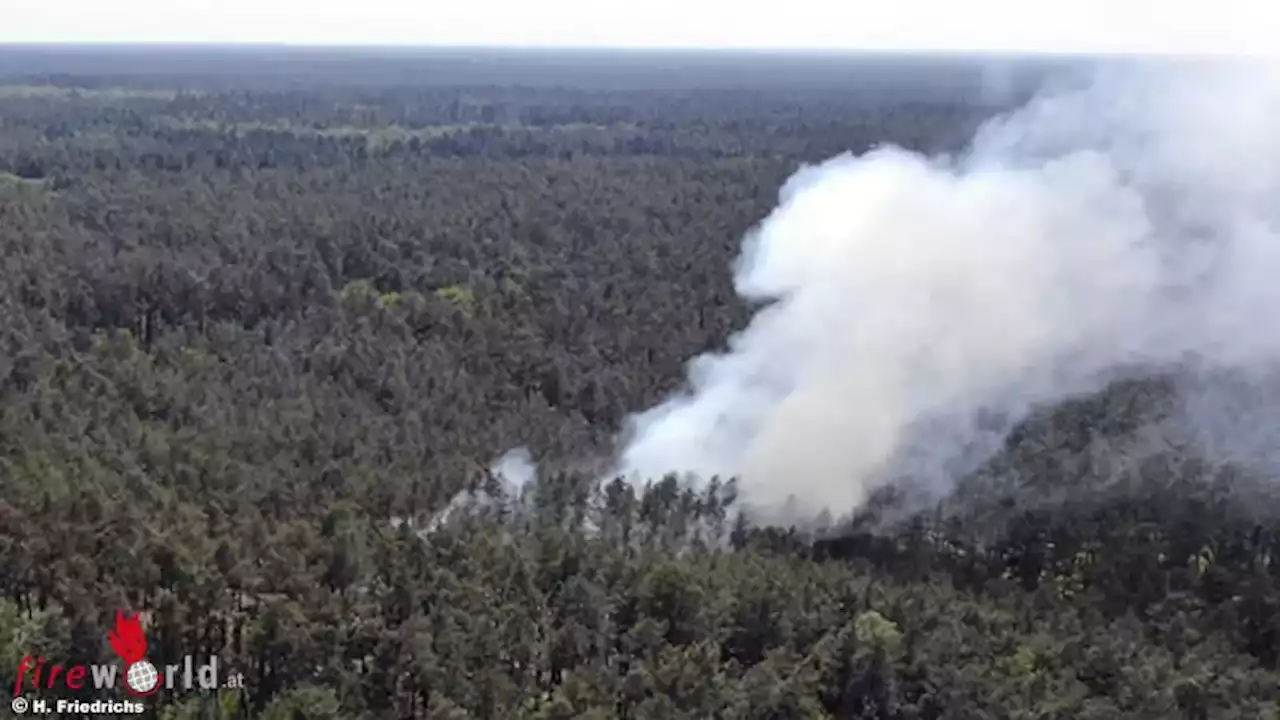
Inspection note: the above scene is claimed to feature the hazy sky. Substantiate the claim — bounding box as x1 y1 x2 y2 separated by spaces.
3 0 1276 55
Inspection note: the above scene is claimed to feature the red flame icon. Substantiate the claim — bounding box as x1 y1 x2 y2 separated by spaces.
109 610 160 696
108 611 147 662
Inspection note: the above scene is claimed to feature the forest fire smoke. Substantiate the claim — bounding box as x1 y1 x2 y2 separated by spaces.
610 59 1280 521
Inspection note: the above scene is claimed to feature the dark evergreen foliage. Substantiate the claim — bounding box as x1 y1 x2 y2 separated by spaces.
0 51 1276 719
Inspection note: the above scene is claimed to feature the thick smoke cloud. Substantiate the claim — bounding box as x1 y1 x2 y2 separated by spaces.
611 59 1280 522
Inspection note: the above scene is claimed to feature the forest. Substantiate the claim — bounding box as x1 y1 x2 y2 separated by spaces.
0 47 1277 719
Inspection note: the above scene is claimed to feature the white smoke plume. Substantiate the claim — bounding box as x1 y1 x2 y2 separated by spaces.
611 58 1280 522
491 446 537 493
409 447 539 534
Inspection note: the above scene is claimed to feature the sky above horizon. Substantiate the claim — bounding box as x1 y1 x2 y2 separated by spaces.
3 0 1276 55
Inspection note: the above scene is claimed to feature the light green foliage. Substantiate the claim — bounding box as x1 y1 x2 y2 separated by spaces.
0 84 191 100
0 600 52 672
435 284 477 315
853 610 902 655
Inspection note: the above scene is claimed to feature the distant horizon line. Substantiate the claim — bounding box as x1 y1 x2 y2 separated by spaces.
0 42 1249 61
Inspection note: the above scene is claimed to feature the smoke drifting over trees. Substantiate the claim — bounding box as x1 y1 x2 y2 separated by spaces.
610 60 1280 523
4 48 1280 717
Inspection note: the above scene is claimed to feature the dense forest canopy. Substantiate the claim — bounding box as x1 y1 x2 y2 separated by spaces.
1 48 1278 719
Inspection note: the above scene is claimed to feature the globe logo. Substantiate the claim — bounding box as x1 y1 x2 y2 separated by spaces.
125 660 160 695
109 610 161 697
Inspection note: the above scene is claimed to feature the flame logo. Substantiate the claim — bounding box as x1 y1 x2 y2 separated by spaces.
108 610 159 696
108 610 147 663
